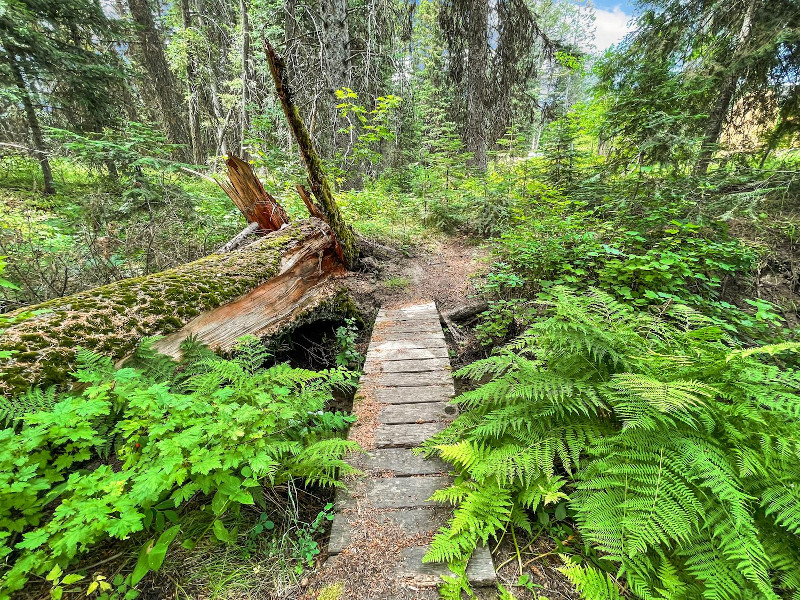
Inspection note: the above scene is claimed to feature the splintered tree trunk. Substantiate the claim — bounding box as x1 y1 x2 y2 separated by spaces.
0 220 347 397
265 41 358 269
218 155 290 231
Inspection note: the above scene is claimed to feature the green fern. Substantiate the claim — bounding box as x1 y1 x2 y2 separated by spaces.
423 286 800 600
560 559 624 600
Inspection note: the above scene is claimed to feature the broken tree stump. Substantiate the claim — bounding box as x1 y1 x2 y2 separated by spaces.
0 219 347 397
218 154 290 231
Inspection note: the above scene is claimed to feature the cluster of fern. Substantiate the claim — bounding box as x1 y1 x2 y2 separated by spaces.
423 286 800 600
0 337 357 595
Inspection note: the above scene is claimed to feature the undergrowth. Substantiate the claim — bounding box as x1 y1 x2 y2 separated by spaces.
424 286 800 600
0 336 357 598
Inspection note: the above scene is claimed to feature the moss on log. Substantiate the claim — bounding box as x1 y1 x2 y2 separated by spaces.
0 219 341 397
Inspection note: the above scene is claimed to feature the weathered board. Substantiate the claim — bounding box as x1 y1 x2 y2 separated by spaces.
324 301 496 592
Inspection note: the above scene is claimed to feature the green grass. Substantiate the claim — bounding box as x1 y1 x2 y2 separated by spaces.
383 276 410 289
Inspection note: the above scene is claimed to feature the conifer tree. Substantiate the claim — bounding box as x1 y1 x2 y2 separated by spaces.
0 0 125 193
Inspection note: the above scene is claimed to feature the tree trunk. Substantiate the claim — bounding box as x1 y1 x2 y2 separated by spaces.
127 0 190 157
693 0 756 177
465 0 488 170
320 0 352 150
265 41 358 269
0 220 347 396
180 0 202 163
8 55 55 194
240 0 252 155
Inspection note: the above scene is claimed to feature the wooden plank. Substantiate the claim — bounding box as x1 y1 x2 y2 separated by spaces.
367 385 455 405
363 357 451 374
359 448 450 476
379 402 457 424
369 346 449 360
375 371 453 387
360 475 452 508
395 546 496 587
375 422 447 448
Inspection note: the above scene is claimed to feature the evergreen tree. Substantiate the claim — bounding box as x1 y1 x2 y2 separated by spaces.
0 0 125 193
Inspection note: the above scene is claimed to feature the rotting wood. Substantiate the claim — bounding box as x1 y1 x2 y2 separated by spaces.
296 183 346 264
0 219 346 397
218 154 289 231
152 224 347 357
265 40 358 269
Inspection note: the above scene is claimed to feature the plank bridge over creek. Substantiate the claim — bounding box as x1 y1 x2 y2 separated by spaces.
324 301 496 598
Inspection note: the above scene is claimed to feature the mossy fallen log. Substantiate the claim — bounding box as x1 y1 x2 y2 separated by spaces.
0 218 346 397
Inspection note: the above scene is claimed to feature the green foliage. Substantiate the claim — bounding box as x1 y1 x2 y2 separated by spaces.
335 89 403 171
0 337 357 595
334 317 363 370
47 123 191 176
424 286 800 599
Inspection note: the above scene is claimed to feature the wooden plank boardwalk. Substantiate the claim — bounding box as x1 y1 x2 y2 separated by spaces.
323 301 495 598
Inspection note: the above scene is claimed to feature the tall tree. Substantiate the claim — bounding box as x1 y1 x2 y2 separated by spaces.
126 0 190 156
438 0 555 169
0 0 124 193
616 0 800 175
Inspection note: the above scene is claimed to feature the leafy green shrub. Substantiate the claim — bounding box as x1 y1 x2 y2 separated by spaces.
0 338 357 595
424 286 800 599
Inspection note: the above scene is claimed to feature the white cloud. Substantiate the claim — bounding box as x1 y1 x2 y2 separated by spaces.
592 6 633 52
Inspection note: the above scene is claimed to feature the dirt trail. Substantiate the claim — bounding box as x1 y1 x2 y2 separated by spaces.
348 236 489 316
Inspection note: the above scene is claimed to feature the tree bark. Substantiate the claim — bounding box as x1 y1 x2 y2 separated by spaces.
127 0 190 157
465 0 488 170
693 0 756 177
180 0 202 163
240 0 252 156
320 0 352 150
0 219 346 396
265 41 359 269
8 55 55 194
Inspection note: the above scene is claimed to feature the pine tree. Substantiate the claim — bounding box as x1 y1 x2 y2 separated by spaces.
0 0 125 193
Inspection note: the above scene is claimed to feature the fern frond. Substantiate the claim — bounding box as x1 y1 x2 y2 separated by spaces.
560 559 624 600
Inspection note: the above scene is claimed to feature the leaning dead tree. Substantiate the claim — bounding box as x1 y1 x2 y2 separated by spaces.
265 40 358 269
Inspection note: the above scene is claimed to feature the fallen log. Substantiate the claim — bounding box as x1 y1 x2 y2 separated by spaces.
0 219 346 397
442 301 489 323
